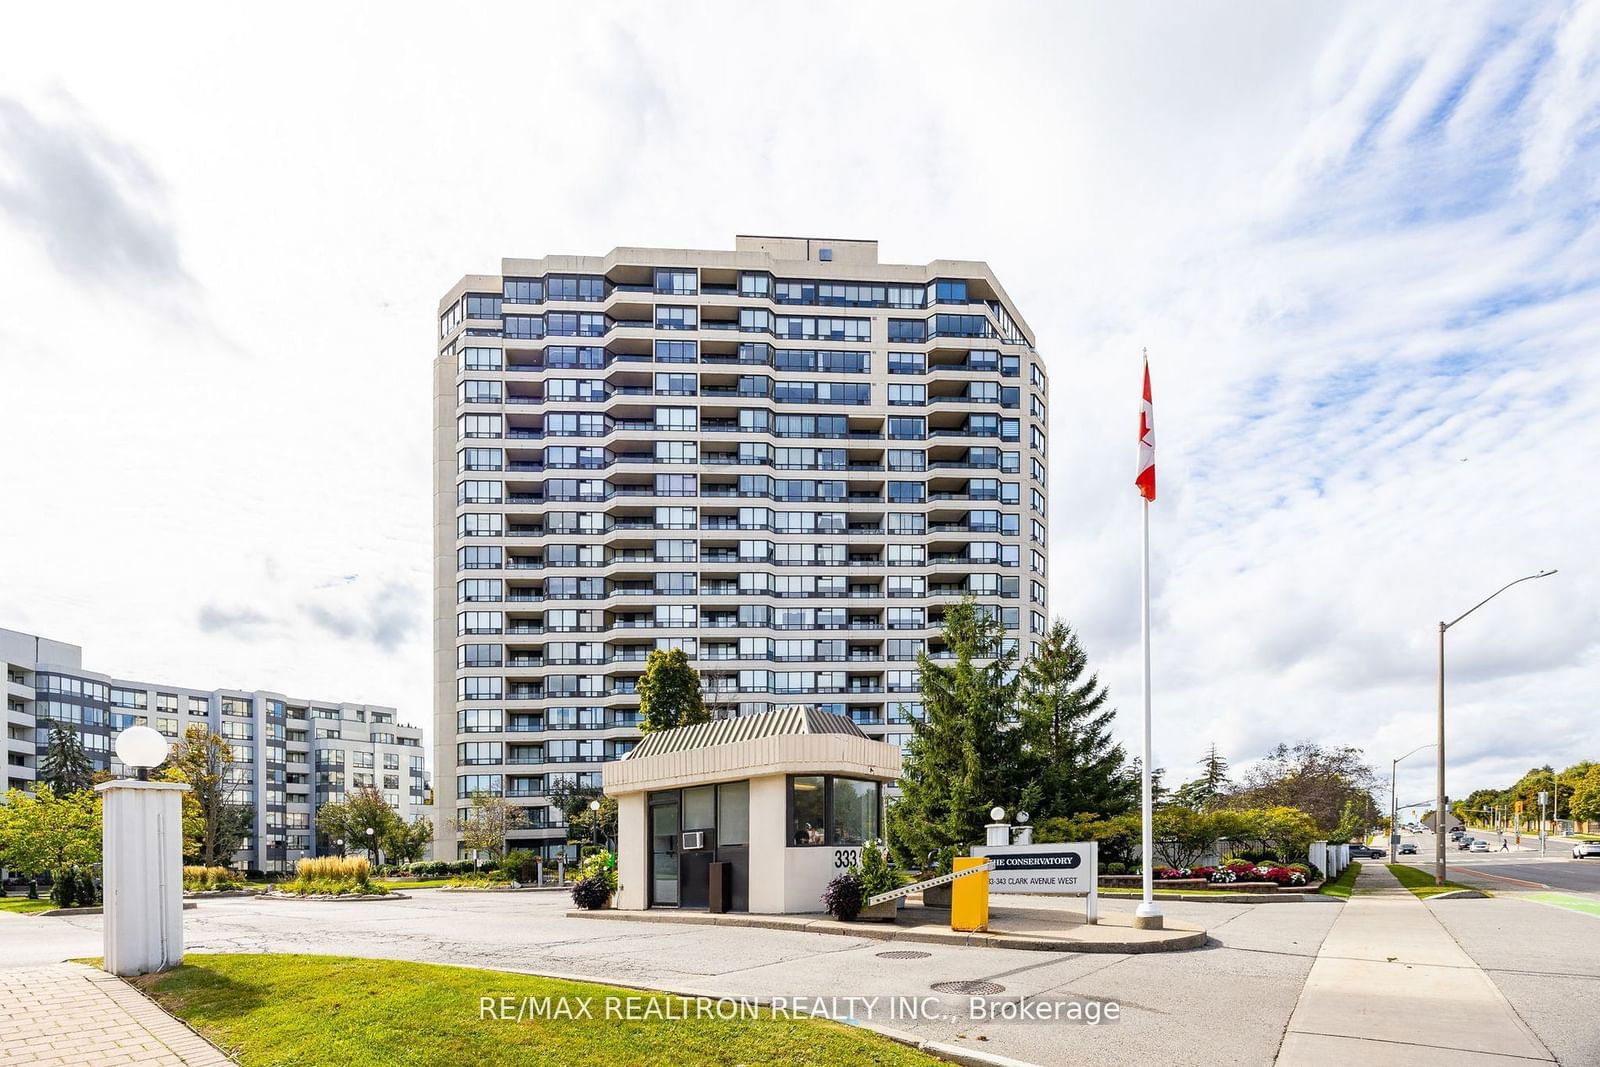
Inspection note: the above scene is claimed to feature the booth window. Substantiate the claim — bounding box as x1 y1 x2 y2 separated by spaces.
788 775 880 846
791 776 826 844
718 781 749 846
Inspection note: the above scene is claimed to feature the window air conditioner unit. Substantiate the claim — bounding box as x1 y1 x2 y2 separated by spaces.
682 831 705 850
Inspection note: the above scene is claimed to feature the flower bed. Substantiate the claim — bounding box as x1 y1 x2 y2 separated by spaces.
1098 861 1318 892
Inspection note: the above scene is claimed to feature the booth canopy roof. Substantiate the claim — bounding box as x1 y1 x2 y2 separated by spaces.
627 706 867 759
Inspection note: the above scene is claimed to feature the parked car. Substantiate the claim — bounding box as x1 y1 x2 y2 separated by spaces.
1348 844 1386 859
1572 842 1600 860
1470 839 1491 853
1399 843 1418 855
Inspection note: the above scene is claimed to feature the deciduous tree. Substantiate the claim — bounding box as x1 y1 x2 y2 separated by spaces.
1225 741 1377 834
156 726 252 866
455 792 529 864
383 815 434 866
344 787 403 863
0 786 101 875
1568 765 1600 824
548 779 618 849
637 648 708 733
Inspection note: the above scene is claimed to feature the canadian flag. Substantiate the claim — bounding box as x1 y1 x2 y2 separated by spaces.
1136 358 1155 501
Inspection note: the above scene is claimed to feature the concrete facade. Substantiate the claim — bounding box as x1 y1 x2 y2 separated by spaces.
433 236 1049 860
1 626 429 873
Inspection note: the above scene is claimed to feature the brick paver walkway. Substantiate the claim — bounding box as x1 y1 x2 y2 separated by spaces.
0 963 231 1066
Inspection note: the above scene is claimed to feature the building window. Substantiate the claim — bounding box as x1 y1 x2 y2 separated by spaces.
654 269 697 295
787 775 880 847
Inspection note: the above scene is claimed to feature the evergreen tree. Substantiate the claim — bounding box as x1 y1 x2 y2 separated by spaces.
637 648 708 733
1170 744 1231 810
1015 621 1134 820
39 726 94 794
887 600 1023 866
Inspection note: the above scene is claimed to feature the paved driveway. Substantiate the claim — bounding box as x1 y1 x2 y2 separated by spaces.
1 892 1340 1067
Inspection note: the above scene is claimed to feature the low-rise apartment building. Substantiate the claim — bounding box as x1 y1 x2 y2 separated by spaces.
2 626 429 873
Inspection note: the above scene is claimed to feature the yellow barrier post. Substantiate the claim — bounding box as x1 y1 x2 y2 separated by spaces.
950 857 989 932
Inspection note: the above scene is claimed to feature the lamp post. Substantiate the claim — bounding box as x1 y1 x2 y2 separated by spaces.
1391 744 1435 862
335 837 345 859
588 798 602 849
365 825 376 867
1435 570 1556 886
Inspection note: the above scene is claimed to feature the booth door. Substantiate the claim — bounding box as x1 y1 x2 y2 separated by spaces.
650 799 679 907
678 785 717 909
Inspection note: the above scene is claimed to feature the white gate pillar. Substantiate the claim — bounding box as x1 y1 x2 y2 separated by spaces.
95 780 189 976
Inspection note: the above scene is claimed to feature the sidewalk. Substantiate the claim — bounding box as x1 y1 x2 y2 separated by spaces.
0 963 231 1067
1276 863 1552 1065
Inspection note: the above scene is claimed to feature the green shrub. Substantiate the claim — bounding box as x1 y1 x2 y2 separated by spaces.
849 840 898 899
1035 813 1142 867
1105 862 1128 875
445 872 508 888
183 865 243 891
501 849 541 884
577 850 618 893
49 865 98 908
570 875 611 910
821 873 864 921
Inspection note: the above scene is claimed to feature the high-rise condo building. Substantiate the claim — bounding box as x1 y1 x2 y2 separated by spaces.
1 627 430 874
434 236 1048 861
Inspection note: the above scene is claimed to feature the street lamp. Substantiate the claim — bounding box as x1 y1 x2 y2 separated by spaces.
114 725 167 782
588 798 601 849
1391 744 1435 862
335 837 345 859
1435 569 1556 886
365 826 376 867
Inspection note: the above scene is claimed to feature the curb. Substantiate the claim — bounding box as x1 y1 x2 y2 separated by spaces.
38 902 200 917
435 885 570 893
562 908 1206 953
1097 890 1342 904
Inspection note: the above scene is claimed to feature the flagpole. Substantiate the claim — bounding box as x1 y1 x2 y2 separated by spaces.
1136 352 1162 930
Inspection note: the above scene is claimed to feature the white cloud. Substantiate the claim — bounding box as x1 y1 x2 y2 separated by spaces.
0 2 1593 811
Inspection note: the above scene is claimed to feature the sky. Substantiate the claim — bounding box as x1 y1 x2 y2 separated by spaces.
1 2 1596 815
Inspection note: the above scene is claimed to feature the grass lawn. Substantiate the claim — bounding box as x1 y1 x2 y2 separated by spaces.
1386 863 1486 899
0 896 57 914
373 878 455 890
133 954 935 1066
1320 861 1361 899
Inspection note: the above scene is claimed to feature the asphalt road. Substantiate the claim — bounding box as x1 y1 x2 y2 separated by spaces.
1389 830 1600 893
5 843 1594 1065
0 889 1342 1067
1427 893 1600 1067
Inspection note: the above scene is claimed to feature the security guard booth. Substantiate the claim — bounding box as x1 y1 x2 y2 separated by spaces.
604 706 902 914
